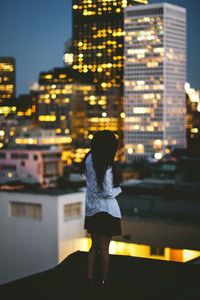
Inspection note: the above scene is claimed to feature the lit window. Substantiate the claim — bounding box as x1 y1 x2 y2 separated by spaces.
127 148 133 154
64 203 82 220
10 202 42 220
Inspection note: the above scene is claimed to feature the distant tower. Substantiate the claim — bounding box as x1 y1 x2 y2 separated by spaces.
0 57 16 104
185 83 200 152
124 3 186 161
63 39 74 67
37 67 95 150
72 0 148 160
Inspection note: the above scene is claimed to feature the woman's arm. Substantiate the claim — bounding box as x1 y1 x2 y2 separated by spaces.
101 167 122 199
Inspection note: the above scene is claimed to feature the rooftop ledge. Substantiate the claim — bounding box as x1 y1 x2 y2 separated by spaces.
0 251 200 299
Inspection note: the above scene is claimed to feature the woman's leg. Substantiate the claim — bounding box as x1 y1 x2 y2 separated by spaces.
87 233 99 280
98 235 112 282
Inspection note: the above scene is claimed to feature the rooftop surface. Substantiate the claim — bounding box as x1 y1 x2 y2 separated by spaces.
0 251 200 300
1 180 200 198
0 186 83 196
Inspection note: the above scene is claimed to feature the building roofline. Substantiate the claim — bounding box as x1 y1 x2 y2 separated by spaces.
126 2 186 13
0 187 83 196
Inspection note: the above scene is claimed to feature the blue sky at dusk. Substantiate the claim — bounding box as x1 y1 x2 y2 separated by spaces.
0 0 200 96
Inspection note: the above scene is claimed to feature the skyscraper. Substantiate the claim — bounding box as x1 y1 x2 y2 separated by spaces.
0 57 16 118
63 39 74 67
0 57 16 103
124 3 186 161
37 67 95 164
72 0 148 160
185 83 200 153
38 67 94 139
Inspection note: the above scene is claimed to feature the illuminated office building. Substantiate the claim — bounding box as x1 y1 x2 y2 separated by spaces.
0 57 16 117
38 67 94 137
38 67 95 164
64 39 74 67
72 0 148 159
16 92 38 123
0 57 16 103
0 118 18 149
185 83 200 152
0 99 17 117
124 3 186 161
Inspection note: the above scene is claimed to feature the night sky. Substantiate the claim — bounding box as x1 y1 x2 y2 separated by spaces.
0 0 200 96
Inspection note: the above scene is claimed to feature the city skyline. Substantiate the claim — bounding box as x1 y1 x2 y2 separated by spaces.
0 0 200 96
0 1 200 289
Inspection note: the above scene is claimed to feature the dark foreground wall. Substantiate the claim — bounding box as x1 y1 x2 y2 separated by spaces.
0 251 200 300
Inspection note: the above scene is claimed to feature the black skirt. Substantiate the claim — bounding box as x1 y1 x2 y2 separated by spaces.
84 212 121 236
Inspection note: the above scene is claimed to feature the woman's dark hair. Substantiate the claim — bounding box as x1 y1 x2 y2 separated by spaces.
80 130 119 188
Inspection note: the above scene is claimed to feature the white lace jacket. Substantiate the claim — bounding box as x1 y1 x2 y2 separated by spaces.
84 153 122 218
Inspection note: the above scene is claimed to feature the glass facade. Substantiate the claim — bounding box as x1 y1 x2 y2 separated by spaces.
185 83 200 151
38 68 94 137
0 57 16 103
0 57 16 118
72 0 148 160
124 3 186 161
38 67 94 164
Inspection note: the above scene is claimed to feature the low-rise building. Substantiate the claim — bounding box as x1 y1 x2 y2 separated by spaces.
0 147 63 188
0 188 86 284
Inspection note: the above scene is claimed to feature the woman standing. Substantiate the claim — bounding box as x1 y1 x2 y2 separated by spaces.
81 130 122 288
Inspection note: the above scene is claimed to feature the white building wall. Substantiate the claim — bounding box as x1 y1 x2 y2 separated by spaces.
0 190 86 284
0 148 62 187
57 190 86 262
124 3 186 161
0 192 58 284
